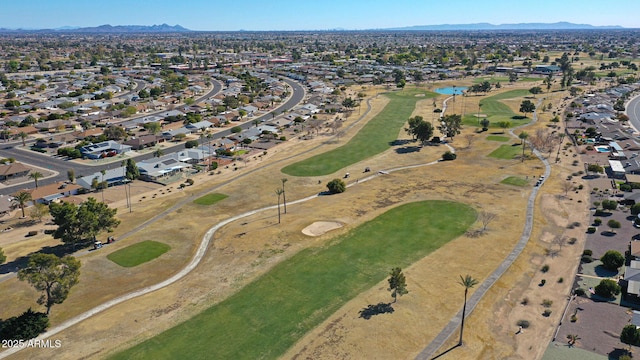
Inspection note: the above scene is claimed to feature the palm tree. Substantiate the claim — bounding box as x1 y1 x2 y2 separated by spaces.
100 170 106 202
275 188 284 224
14 191 32 218
18 131 28 147
281 178 288 214
29 171 43 189
518 131 529 162
458 274 479 346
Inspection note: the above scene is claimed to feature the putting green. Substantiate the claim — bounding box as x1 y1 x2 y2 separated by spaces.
282 89 437 176
107 240 171 268
110 200 476 360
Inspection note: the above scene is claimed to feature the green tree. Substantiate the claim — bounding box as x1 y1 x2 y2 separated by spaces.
387 267 408 303
459 274 479 345
30 203 49 223
104 126 127 140
438 114 462 139
529 86 543 96
125 158 140 180
497 121 511 134
49 198 120 248
18 131 28 146
601 199 617 210
13 191 32 218
231 126 242 133
144 122 162 135
594 278 621 298
17 253 81 314
519 100 536 118
480 118 490 131
587 164 604 174
0 247 5 264
153 148 164 158
621 324 640 352
326 179 346 194
631 203 640 216
601 250 625 270
518 131 529 161
29 171 43 189
67 169 75 183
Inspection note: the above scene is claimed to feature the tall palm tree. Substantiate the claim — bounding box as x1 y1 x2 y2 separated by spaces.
29 171 43 189
14 191 32 218
100 170 106 202
275 188 284 224
18 131 28 147
458 274 479 346
281 178 288 214
518 132 529 162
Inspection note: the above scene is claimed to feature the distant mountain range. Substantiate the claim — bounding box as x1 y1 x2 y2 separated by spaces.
386 22 625 31
0 24 191 33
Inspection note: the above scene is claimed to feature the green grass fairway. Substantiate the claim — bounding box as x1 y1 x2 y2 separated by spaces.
110 200 476 360
193 193 228 205
282 89 437 176
486 135 510 142
489 144 522 160
463 89 532 128
501 176 529 186
472 76 541 83
107 241 171 268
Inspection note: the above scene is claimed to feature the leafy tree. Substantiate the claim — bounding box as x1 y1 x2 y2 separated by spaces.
631 203 640 215
231 126 242 133
0 308 49 340
529 86 543 96
601 199 618 210
13 191 32 218
326 179 346 194
621 324 640 351
459 274 479 345
0 247 5 264
104 126 127 141
607 219 621 231
497 121 511 133
480 118 490 131
143 122 162 135
49 198 120 248
153 148 164 158
125 158 140 180
406 116 434 145
30 203 49 223
342 97 357 110
185 140 199 148
587 164 604 174
601 250 625 270
438 114 462 139
17 254 81 314
442 151 457 160
29 171 43 189
594 278 621 298
519 100 536 117
387 267 408 303
67 169 75 183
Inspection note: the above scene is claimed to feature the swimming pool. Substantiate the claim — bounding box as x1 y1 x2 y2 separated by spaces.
595 146 610 152
434 86 468 95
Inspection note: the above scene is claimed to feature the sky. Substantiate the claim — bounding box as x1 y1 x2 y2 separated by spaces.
1 0 639 31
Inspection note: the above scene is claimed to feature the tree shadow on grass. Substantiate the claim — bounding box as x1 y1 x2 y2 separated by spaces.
389 139 413 146
594 265 619 277
359 302 394 320
0 243 83 275
609 348 631 359
395 146 422 154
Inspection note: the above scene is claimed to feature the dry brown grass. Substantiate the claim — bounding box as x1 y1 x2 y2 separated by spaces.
2 83 587 360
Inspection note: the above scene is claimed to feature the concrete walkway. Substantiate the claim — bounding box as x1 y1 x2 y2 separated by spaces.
416 97 551 359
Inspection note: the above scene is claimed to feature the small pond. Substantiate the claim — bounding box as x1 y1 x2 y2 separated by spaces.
434 86 468 95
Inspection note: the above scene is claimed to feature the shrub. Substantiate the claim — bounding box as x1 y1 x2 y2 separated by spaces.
542 309 552 317
570 315 577 322
587 227 596 233
581 255 594 263
540 279 546 286
185 178 194 186
541 264 550 273
607 219 621 229
442 151 457 161
593 218 602 226
558 277 564 283
542 299 553 308
568 237 577 244
326 179 346 194
602 199 618 210
583 249 593 256
601 250 625 270
516 320 530 329
574 288 586 296
521 297 529 305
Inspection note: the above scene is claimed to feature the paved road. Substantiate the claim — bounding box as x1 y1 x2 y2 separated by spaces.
0 77 304 196
415 98 552 359
626 94 640 133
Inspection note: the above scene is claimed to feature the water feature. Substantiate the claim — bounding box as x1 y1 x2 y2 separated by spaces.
434 86 468 95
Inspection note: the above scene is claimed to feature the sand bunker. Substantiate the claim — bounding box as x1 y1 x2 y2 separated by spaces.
302 221 343 236
414 93 426 97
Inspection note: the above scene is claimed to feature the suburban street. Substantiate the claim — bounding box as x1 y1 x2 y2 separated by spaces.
627 94 640 133
0 77 304 196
